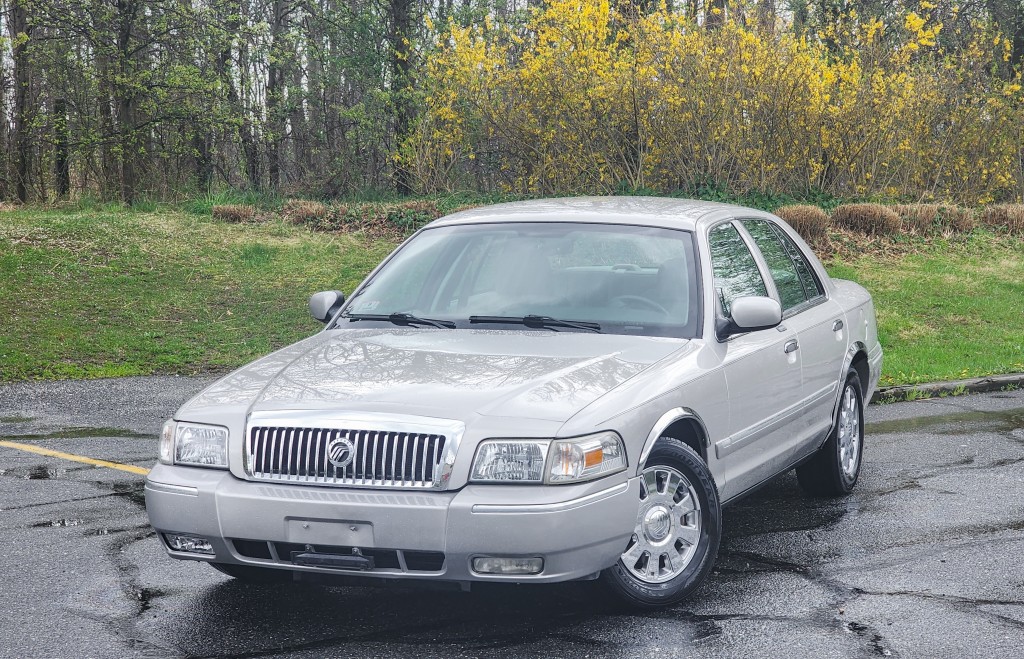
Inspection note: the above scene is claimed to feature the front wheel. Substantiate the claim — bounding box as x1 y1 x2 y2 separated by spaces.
601 438 721 608
796 369 864 496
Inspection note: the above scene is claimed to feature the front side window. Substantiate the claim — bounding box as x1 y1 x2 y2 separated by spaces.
341 222 701 338
708 222 767 316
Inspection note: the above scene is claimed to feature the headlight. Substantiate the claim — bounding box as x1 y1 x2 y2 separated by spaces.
547 431 626 484
470 440 549 482
159 420 229 468
470 431 627 484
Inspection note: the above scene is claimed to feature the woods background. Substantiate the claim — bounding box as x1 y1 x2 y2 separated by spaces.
3 0 1024 205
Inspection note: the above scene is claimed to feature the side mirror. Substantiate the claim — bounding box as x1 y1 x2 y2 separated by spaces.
718 296 782 338
309 290 345 323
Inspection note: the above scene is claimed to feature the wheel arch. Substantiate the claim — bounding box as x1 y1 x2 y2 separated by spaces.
637 408 710 474
823 343 869 446
844 341 870 403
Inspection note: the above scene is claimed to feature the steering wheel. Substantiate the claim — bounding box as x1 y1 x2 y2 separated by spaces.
609 295 669 315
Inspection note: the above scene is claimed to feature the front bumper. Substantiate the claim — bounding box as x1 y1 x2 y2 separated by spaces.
145 463 639 584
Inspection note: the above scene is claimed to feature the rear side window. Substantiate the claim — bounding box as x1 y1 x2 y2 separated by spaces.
708 222 767 316
742 220 807 311
743 220 825 311
771 223 824 300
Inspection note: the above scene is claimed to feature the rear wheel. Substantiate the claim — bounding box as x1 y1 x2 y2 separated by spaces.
209 562 294 583
601 438 721 608
796 369 864 496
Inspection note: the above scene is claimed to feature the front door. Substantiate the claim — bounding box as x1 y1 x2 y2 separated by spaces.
706 221 804 500
741 219 848 449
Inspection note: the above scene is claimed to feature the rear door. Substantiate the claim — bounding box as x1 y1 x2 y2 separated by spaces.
740 219 847 449
707 221 803 498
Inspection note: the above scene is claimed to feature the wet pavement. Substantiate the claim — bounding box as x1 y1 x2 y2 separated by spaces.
1 376 1023 658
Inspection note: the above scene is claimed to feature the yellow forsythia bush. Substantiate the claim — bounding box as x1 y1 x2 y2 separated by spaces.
406 1 1024 205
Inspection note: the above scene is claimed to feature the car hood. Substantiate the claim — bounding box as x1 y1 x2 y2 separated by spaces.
180 328 689 424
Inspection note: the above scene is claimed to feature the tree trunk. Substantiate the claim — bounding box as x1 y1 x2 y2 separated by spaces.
0 29 8 199
289 44 305 181
706 0 726 29
10 0 32 203
55 98 71 197
267 0 289 191
389 0 414 195
756 0 776 34
115 0 141 205
218 0 260 188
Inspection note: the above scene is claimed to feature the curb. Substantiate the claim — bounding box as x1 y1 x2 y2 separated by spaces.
871 373 1024 404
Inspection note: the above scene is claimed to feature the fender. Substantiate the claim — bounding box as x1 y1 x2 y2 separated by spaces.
636 407 711 474
818 341 866 450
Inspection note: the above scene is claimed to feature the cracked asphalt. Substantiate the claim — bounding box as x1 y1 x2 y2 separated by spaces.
1 376 1023 658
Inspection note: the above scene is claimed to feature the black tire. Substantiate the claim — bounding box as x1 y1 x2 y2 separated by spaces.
209 562 294 583
796 369 864 497
601 438 721 608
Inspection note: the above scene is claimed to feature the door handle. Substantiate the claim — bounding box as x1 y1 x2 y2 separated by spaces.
784 339 799 354
832 319 844 331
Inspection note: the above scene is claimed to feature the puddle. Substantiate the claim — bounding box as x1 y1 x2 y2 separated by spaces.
134 587 167 613
32 519 83 528
27 465 66 480
867 407 1024 436
725 475 850 537
1 426 153 441
99 480 147 508
84 527 128 536
0 415 34 423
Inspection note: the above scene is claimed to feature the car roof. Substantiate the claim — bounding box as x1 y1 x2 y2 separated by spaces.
426 196 777 232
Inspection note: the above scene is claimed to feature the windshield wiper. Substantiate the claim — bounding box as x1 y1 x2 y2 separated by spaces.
469 315 602 333
342 312 455 329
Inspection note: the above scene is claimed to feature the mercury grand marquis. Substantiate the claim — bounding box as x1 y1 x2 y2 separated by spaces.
145 197 882 607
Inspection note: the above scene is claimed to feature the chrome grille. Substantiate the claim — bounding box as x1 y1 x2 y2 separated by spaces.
247 426 447 489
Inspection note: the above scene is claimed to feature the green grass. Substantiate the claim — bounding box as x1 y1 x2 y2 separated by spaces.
826 233 1024 387
1 207 1022 385
0 207 394 380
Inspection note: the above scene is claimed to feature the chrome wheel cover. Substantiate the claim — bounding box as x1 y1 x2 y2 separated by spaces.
620 466 702 584
838 384 861 478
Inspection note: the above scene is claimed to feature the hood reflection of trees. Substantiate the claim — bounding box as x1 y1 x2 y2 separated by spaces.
189 333 648 409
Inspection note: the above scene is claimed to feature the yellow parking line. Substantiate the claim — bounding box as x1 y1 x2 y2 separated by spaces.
0 440 151 476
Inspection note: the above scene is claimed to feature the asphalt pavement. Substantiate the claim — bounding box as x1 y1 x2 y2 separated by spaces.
1 376 1022 658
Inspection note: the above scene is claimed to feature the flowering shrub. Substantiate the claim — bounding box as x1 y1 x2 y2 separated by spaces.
407 1 1023 204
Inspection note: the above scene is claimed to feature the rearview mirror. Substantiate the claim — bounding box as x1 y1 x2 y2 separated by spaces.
309 290 345 323
718 296 782 338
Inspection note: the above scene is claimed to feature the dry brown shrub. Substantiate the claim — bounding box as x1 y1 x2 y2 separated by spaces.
892 204 937 234
938 206 975 233
830 203 901 236
892 204 975 234
212 204 257 223
282 199 328 224
978 204 1024 234
774 205 830 243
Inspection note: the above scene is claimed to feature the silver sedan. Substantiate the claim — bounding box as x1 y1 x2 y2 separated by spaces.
146 197 882 607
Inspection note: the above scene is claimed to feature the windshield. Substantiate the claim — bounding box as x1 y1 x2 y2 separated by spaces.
340 222 701 338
